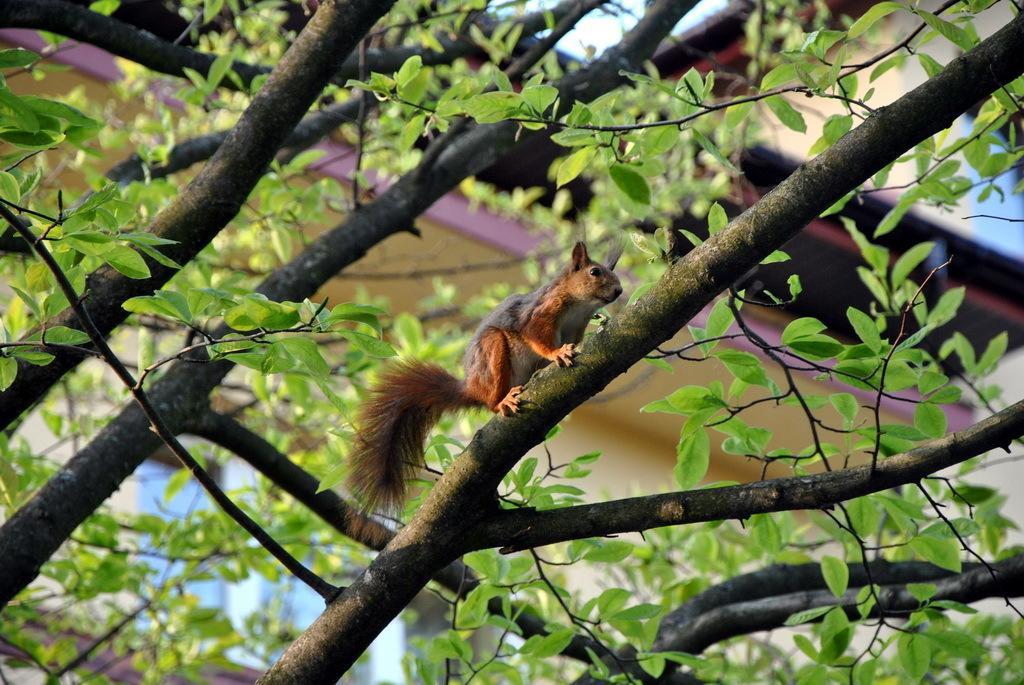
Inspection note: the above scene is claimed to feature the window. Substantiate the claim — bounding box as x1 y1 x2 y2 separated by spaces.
961 115 1024 260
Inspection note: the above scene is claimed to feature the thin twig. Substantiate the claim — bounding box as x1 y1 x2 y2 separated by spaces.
0 201 339 601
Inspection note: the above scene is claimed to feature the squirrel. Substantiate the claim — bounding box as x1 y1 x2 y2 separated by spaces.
347 241 623 520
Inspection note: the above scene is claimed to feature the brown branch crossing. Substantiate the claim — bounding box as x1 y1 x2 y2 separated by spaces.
469 399 1024 552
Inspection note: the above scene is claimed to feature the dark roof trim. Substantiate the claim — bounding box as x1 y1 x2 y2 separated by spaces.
742 145 1024 308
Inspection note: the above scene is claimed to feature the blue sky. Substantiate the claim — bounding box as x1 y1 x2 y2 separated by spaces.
554 0 729 57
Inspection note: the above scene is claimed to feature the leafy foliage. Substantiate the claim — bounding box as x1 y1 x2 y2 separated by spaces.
0 0 1022 683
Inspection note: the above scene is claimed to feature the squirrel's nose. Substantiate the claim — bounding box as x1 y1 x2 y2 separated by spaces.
613 286 623 299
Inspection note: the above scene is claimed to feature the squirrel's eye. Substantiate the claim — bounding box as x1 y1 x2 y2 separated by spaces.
589 266 601 276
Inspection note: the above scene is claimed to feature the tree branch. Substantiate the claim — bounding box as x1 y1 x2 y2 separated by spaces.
469 403 1024 553
0 0 584 93
0 0 395 431
573 558 989 683
186 410 634 673
663 552 1024 655
0 0 397 607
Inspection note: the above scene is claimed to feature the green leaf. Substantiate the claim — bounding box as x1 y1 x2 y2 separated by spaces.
788 274 803 298
848 2 903 38
914 402 947 438
395 55 422 87
224 296 300 331
783 604 833 626
715 349 769 386
327 302 384 333
906 582 937 602
894 323 934 353
277 337 330 377
0 88 39 132
918 10 975 50
398 114 425 152
0 171 21 204
750 513 782 554
207 53 233 90
556 147 596 187
531 628 574 658
898 633 931 679
692 129 737 172
818 607 852 663
104 246 150 279
41 326 91 345
976 331 1007 373
929 282 958 325
891 241 936 286
0 453 19 508
707 202 728 234
123 292 191 322
704 297 734 339
340 330 396 358
463 91 522 123
829 393 858 423
521 84 558 114
760 63 798 90
846 307 881 352
820 555 849 597
397 66 431 104
910 534 960 572
0 49 40 69
782 317 826 345
583 540 633 563
761 250 789 264
0 357 17 392
921 630 984 659
614 603 662 621
88 0 121 15
608 164 650 205
874 201 909 238
675 428 710 489
765 96 806 133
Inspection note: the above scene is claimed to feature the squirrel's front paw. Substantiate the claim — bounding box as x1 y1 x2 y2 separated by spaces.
497 385 524 416
553 343 576 367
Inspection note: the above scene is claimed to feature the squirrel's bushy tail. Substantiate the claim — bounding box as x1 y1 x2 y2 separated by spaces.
348 360 472 524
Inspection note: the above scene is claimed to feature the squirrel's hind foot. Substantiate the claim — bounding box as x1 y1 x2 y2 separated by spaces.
496 385 524 416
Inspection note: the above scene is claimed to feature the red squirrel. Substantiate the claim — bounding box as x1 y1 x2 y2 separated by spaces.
348 241 623 517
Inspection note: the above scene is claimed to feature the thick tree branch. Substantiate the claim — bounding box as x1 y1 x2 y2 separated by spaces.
257 13 1024 683
0 0 582 93
662 552 1024 655
574 558 987 683
576 555 1023 684
0 0 394 431
0 0 397 607
102 97 363 188
0 0 671 616
0 0 598 418
468 399 1024 552
186 411 630 671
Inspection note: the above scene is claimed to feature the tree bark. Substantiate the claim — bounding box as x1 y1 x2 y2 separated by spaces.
466 400 1024 551
0 0 395 430
0 0 397 605
0 0 577 92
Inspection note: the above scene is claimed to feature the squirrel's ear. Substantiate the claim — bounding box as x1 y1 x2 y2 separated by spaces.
571 241 589 271
606 240 623 270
